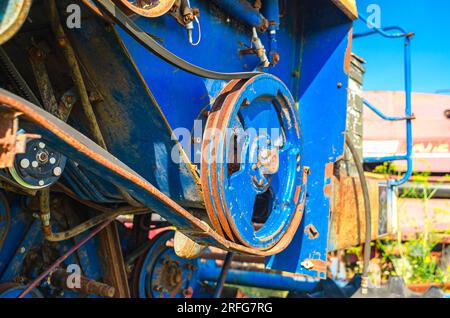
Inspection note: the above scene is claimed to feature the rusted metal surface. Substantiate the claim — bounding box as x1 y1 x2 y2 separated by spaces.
112 0 177 18
50 268 116 297
0 110 39 168
48 0 107 150
301 258 327 278
305 224 319 240
28 46 74 122
98 223 131 298
331 0 358 20
328 173 381 251
0 89 308 257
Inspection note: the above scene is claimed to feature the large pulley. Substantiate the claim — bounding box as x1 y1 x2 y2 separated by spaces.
201 74 304 250
0 0 33 45
113 0 177 17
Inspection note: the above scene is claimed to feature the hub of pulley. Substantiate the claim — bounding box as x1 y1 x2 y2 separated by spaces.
7 132 67 190
132 231 201 298
201 74 304 250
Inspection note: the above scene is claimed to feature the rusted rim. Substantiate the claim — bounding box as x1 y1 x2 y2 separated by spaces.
0 0 33 45
113 0 176 18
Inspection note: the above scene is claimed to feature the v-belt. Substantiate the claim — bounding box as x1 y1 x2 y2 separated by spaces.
92 0 261 80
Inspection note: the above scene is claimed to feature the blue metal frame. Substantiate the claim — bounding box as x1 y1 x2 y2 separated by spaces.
354 15 414 187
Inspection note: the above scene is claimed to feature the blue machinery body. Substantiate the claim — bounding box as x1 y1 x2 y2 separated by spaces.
0 0 413 298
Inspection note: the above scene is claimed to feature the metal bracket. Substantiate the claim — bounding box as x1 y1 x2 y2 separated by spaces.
0 110 40 168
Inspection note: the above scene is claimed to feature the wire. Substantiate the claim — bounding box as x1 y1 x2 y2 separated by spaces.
190 17 202 46
345 135 372 295
39 188 150 242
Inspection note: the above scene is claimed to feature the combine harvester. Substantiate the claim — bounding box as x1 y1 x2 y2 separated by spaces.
0 0 424 298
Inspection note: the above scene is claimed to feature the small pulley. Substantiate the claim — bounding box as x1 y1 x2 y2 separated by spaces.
8 132 67 190
132 231 201 298
201 74 305 250
114 0 177 17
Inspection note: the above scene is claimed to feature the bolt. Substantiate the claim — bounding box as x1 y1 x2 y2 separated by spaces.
153 285 164 292
20 159 30 169
20 247 26 254
38 142 46 149
301 260 314 270
31 161 39 168
38 180 45 186
36 151 49 163
53 167 62 177
337 82 343 88
49 157 56 165
252 164 257 171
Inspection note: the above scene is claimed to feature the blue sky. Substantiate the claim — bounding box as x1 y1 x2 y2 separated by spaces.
352 0 450 94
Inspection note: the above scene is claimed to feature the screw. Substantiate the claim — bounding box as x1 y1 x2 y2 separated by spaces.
31 161 39 168
38 180 45 186
20 159 30 169
53 167 62 177
49 157 56 165
301 260 314 270
38 142 46 149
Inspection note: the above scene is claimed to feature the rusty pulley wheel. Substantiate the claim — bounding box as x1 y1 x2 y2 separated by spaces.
201 74 305 250
0 0 33 45
113 0 177 17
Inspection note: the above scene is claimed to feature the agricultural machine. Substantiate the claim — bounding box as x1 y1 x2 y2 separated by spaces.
0 0 422 298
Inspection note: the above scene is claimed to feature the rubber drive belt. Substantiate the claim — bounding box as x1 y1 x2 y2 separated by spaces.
92 0 260 80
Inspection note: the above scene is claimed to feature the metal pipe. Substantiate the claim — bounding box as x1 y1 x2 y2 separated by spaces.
262 0 280 65
200 266 318 293
48 0 142 207
363 99 413 121
17 220 112 298
364 155 408 163
211 0 268 32
391 35 413 187
38 188 149 242
213 252 234 298
345 136 371 295
47 0 107 149
356 14 414 187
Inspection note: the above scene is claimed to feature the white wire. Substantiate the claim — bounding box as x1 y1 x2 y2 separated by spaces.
190 16 202 46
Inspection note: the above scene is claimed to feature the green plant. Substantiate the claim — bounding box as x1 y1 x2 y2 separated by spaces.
373 166 449 285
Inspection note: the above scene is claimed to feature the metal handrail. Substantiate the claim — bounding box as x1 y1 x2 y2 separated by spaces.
354 14 414 187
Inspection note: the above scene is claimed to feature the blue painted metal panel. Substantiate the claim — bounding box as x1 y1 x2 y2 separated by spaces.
266 1 352 277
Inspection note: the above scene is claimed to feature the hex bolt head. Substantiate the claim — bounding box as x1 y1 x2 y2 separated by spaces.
31 161 39 168
20 159 30 169
49 157 56 165
38 142 46 149
53 167 62 177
